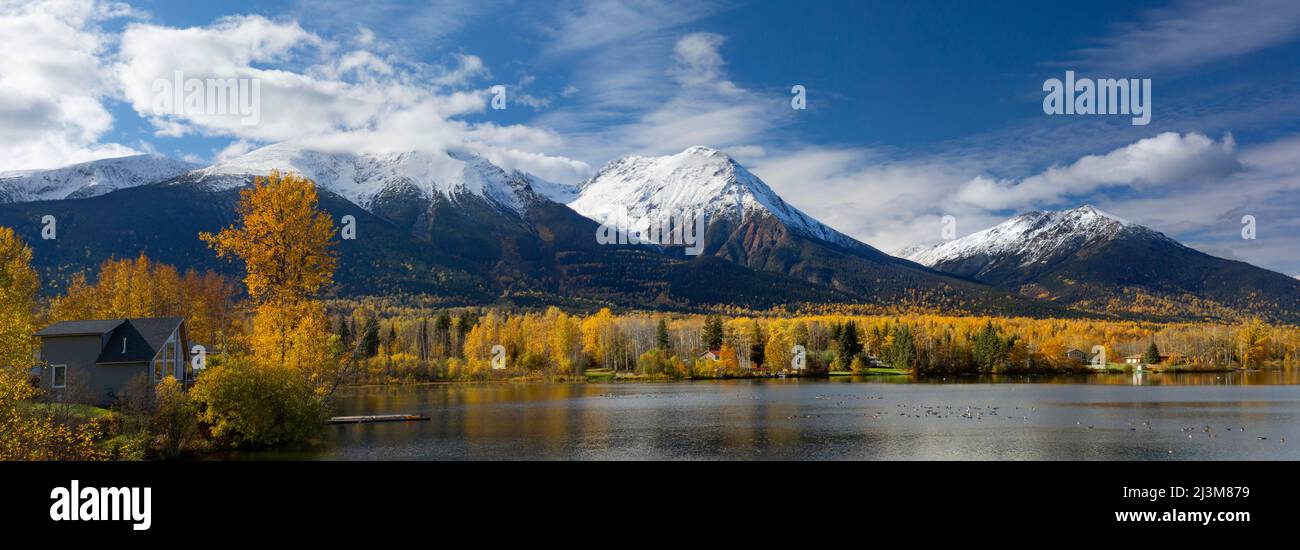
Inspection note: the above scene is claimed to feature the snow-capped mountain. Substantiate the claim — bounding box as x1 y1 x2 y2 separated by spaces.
905 205 1300 322
569 146 859 248
0 155 199 203
183 143 546 216
906 205 1177 279
558 145 1059 314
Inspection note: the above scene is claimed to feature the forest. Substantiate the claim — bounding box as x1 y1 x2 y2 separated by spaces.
324 299 1296 384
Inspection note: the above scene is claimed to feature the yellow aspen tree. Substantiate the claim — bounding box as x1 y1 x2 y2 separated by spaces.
0 226 39 371
201 170 337 368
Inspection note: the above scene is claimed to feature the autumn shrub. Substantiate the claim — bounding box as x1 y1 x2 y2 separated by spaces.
849 355 869 373
0 368 106 461
190 359 328 448
151 376 200 458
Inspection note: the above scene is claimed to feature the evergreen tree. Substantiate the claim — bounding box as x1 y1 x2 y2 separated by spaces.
656 319 671 351
748 320 765 367
360 317 380 357
972 321 1009 371
889 324 914 370
1143 340 1161 364
335 315 351 346
435 311 453 351
837 320 863 360
828 322 842 344
702 316 724 350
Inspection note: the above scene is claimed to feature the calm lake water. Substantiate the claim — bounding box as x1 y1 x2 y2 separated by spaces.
224 370 1300 460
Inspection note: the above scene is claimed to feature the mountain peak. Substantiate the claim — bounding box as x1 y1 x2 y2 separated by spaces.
906 205 1164 269
1068 204 1133 226
190 144 539 215
571 146 859 247
678 145 730 159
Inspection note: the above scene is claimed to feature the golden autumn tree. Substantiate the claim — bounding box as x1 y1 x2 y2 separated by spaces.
0 226 39 371
201 170 337 370
0 227 104 460
50 255 242 353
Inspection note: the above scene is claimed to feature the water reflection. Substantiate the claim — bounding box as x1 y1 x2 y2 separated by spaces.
220 370 1300 461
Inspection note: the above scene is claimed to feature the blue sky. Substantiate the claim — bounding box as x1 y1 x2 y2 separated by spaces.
3 0 1300 276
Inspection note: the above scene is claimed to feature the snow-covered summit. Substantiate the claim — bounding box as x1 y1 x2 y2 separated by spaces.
188 143 545 215
568 146 858 246
905 205 1165 268
0 155 199 203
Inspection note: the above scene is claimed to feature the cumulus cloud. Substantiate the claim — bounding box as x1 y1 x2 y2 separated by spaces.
0 0 139 172
112 12 588 181
952 132 1240 210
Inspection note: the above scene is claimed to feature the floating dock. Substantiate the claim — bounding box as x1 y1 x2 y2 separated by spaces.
328 414 430 424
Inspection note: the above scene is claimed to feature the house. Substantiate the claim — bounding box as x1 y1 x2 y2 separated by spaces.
35 318 191 405
698 349 721 361
1123 353 1186 367
1064 348 1088 364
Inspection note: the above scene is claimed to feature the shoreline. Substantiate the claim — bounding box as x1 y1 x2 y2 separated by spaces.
338 366 1267 389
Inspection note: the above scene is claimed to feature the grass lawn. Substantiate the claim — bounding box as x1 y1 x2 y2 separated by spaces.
829 368 911 376
21 401 112 419
585 368 616 381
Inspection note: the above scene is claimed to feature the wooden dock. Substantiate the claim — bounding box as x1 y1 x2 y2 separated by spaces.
328 414 430 424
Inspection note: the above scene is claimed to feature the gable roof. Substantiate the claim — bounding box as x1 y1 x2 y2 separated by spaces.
97 318 184 364
35 319 124 337
36 317 184 365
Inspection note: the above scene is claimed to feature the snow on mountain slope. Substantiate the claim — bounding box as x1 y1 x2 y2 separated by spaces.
569 146 859 247
0 155 199 203
186 143 543 215
905 205 1172 268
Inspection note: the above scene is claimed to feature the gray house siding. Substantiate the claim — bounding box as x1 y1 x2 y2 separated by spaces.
40 335 147 405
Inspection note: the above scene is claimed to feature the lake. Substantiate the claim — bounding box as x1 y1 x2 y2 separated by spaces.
223 370 1300 460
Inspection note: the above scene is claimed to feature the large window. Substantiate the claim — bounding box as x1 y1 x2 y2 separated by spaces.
153 333 178 382
52 364 66 389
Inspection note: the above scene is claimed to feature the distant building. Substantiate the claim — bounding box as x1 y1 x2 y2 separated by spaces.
1124 353 1186 367
1064 348 1088 363
35 318 190 405
698 350 721 361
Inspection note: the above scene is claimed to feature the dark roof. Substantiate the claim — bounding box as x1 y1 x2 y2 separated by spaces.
96 318 184 364
35 319 124 337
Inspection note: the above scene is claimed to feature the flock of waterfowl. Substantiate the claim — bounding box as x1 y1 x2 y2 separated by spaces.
802 394 1288 454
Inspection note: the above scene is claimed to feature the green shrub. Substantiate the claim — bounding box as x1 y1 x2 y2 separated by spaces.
190 359 328 448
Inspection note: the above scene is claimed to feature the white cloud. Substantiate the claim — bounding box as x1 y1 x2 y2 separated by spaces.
538 0 723 56
1072 0 1300 73
535 27 785 168
0 0 139 171
112 12 587 181
952 132 1240 210
750 147 1003 255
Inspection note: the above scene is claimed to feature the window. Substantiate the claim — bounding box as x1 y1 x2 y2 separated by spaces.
153 332 178 382
52 365 66 389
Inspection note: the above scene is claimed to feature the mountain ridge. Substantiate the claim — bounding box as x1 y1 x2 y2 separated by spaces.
906 205 1300 322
